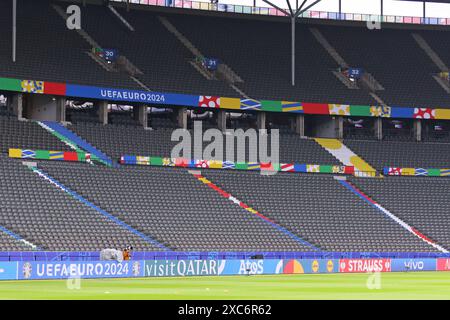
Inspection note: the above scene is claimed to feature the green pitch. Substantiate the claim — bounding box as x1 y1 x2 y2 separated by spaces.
0 272 450 299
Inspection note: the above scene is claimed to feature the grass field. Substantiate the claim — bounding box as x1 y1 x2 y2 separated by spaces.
0 272 450 299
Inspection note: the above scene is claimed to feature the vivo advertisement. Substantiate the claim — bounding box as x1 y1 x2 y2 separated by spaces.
391 259 436 272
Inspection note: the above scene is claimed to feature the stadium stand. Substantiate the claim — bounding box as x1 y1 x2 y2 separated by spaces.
1 0 450 256
37 162 313 251
68 119 341 164
201 170 436 252
350 176 450 250
0 230 34 251
0 154 160 251
0 0 139 89
0 114 72 154
344 139 450 171
320 26 449 108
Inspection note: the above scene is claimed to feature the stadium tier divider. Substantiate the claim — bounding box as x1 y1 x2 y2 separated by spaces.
120 155 355 175
3 77 450 121
384 167 450 177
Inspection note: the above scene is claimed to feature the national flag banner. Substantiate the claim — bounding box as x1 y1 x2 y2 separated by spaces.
198 96 220 108
440 169 450 176
162 158 175 166
34 150 49 159
388 167 402 175
261 100 282 112
48 151 64 160
428 168 441 177
344 166 355 175
247 162 260 171
235 162 248 170
63 152 78 162
328 104 350 116
78 152 89 163
0 77 22 92
121 155 136 165
209 160 223 169
150 157 164 166
195 159 210 168
21 80 44 93
222 161 235 169
294 164 307 172
280 163 294 172
414 168 428 176
220 97 241 110
43 82 66 96
175 158 189 167
21 150 36 159
401 168 415 176
332 165 345 174
302 103 329 115
137 156 150 165
349 105 371 117
8 148 22 158
240 99 261 110
281 101 303 113
187 159 197 168
260 162 275 171
413 108 435 119
390 107 415 119
306 165 320 173
319 165 333 173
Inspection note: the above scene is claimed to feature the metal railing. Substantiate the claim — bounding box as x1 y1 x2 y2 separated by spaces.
111 0 450 26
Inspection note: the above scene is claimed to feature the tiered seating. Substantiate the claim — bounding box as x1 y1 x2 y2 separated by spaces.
168 12 374 104
0 230 34 251
202 170 435 252
0 0 138 89
38 162 312 252
350 176 450 250
344 140 450 171
0 155 159 251
0 114 72 154
80 4 237 97
69 120 340 164
320 26 448 107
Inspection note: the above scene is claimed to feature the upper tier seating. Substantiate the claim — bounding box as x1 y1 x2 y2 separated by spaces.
344 139 450 171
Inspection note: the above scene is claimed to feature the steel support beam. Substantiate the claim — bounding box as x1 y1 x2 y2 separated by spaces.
12 0 16 63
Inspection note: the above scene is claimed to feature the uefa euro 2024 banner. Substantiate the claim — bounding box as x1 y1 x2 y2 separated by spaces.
17 261 144 280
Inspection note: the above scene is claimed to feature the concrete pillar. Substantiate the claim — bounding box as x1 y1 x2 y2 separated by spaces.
375 118 383 140
257 112 266 130
177 107 188 129
295 114 305 136
134 105 148 129
414 119 422 142
56 97 66 123
12 93 23 120
98 101 108 125
314 116 338 138
336 116 344 140
217 110 227 132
